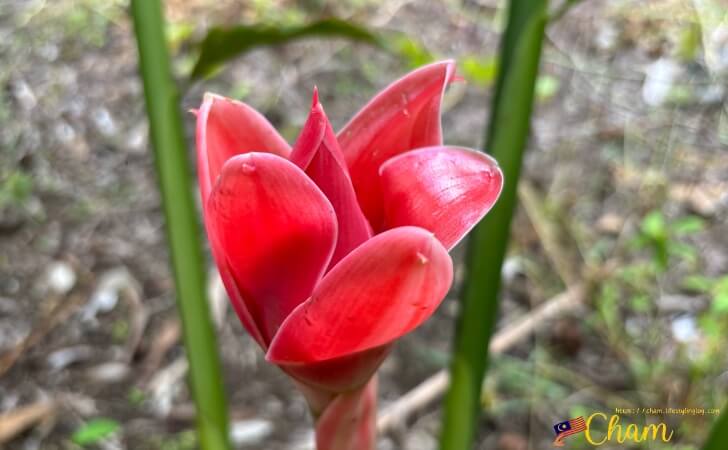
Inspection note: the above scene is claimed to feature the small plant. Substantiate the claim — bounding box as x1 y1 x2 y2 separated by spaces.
0 170 33 209
632 210 704 270
72 418 120 447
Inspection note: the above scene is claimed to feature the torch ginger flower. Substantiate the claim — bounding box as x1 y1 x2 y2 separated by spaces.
196 60 503 450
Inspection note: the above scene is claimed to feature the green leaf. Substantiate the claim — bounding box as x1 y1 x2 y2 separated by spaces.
629 352 651 381
711 277 728 313
672 216 705 236
698 314 721 339
714 276 728 293
598 283 620 332
640 210 669 269
641 210 667 241
127 387 146 407
166 21 195 54
461 55 498 87
670 241 698 264
191 18 383 79
72 418 120 446
712 291 728 314
619 262 656 289
682 275 715 293
535 74 560 101
0 170 33 208
676 22 702 62
630 294 651 313
391 36 435 69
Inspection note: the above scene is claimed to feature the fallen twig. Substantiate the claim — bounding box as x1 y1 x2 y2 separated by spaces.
0 292 86 377
0 401 56 444
376 285 584 434
146 355 189 417
139 317 181 381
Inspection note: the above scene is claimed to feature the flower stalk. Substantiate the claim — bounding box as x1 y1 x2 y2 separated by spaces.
440 1 549 449
312 376 378 450
703 404 728 450
130 1 231 449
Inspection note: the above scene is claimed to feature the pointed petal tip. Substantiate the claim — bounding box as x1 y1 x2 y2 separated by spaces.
401 59 457 86
379 146 504 250
197 93 219 119
431 59 457 81
311 86 320 108
336 60 460 230
200 92 232 112
202 92 220 103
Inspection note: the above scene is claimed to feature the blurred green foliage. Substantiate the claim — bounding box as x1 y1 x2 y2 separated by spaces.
392 36 436 69
535 74 560 102
0 171 33 209
702 404 728 450
632 210 704 270
72 418 120 446
461 56 498 87
676 22 702 62
191 18 383 79
590 208 725 440
17 0 125 49
144 430 198 450
127 387 146 407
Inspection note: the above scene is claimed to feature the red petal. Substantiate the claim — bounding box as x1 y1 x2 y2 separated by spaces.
196 93 291 203
337 60 456 230
379 146 503 250
290 92 372 269
212 255 267 347
267 226 453 363
284 345 390 392
205 152 337 344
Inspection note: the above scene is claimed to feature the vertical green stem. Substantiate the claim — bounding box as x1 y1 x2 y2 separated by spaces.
439 1 548 449
703 405 728 450
130 2 231 449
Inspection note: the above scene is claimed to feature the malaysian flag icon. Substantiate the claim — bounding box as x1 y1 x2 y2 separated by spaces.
553 417 586 446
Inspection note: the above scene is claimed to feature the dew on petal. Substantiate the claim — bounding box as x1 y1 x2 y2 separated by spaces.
241 162 257 174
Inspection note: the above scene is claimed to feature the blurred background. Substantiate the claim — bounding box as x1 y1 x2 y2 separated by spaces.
1 0 727 449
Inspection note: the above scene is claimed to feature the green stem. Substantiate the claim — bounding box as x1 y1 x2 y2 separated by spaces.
703 405 728 450
129 2 231 449
439 1 548 449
